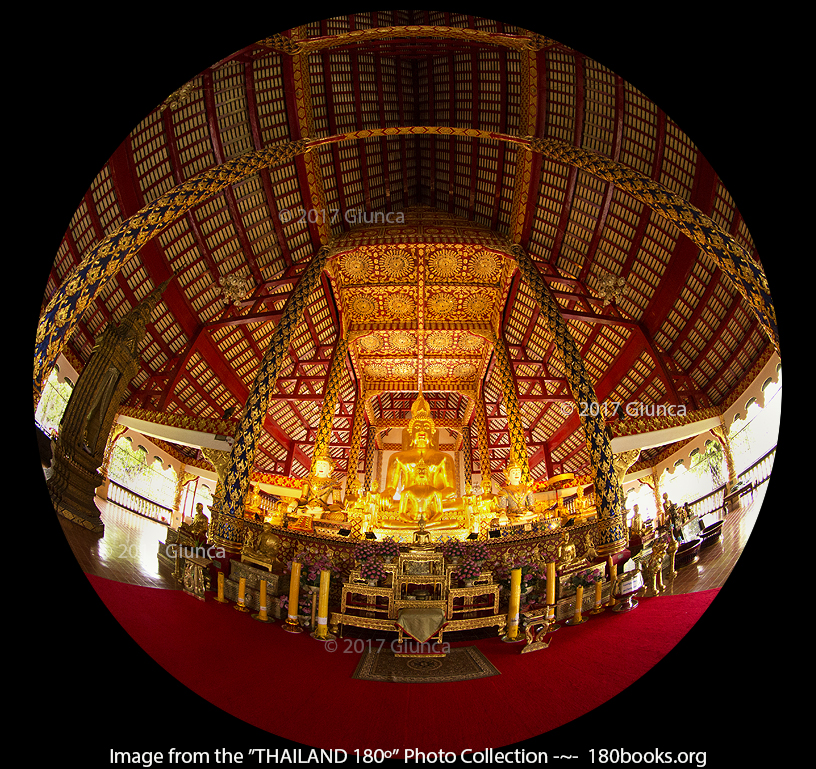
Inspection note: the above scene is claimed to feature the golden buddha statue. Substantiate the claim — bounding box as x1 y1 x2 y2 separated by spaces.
298 455 344 520
495 461 537 523
242 523 285 572
377 392 461 529
183 503 209 541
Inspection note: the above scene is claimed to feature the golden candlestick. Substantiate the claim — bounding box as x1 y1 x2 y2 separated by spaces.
282 562 304 633
590 579 606 614
606 559 618 607
566 585 587 625
234 576 249 612
215 571 228 603
253 579 273 623
502 567 523 642
311 569 335 641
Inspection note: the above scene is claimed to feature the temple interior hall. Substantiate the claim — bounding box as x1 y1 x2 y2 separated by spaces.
31 11 790 765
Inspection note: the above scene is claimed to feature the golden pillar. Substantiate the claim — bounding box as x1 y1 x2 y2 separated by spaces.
345 389 367 496
488 330 530 483
471 393 492 492
312 334 350 465
712 421 738 489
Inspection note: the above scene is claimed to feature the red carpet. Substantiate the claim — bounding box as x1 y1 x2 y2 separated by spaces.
84 574 720 753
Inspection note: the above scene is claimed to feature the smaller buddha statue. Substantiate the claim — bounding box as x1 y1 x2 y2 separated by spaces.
298 455 344 520
555 530 579 570
244 483 265 520
183 503 209 541
629 504 643 537
495 461 537 523
412 514 433 547
242 523 285 572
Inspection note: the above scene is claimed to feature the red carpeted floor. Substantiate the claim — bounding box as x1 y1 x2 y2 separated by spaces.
85 573 720 753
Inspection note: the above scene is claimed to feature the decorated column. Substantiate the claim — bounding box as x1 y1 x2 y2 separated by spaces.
488 329 530 483
510 244 626 553
471 393 492 492
211 245 332 554
344 389 367 496
312 333 350 466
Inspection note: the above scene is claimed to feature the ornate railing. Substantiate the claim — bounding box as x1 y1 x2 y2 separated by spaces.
686 446 776 519
106 479 174 524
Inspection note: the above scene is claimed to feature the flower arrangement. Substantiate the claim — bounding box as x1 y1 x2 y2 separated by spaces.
568 568 604 590
494 555 546 590
464 541 489 563
359 557 388 584
353 540 380 562
440 537 467 559
278 594 312 616
378 537 400 560
455 558 483 582
286 549 339 585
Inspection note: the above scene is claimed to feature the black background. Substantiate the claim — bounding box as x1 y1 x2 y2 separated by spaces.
25 7 794 766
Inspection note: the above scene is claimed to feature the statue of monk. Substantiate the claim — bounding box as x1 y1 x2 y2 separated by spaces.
184 503 209 541
379 391 459 527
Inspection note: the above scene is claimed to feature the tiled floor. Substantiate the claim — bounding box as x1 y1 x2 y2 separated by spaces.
57 481 767 601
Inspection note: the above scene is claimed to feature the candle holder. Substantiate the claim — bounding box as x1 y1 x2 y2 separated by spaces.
234 577 250 612
214 572 229 604
252 580 274 623
590 580 606 614
544 602 561 632
564 586 587 626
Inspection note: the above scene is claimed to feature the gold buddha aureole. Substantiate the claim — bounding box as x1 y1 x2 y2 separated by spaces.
378 392 461 529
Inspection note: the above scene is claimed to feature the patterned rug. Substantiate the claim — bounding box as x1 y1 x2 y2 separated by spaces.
352 646 501 683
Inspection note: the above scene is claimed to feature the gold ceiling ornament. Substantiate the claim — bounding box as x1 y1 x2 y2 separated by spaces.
380 248 415 280
393 362 416 379
427 292 457 316
351 295 377 318
364 363 387 378
470 251 501 281
425 362 449 379
428 248 461 279
425 331 453 351
458 333 484 351
453 363 477 379
341 252 372 282
389 330 417 351
358 332 383 352
386 293 415 317
464 293 492 317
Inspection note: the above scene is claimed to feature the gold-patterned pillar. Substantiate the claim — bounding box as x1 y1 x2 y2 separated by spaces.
461 424 473 487
312 334 349 465
214 246 332 553
471 394 492 492
363 423 376 492
510 244 626 553
345 390 367 496
488 329 530 483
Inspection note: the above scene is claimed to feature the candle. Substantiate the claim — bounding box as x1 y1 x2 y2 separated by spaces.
595 579 602 607
234 576 249 612
503 568 522 642
313 569 331 640
283 562 303 633
574 586 584 622
258 580 268 621
546 561 556 622
215 571 228 603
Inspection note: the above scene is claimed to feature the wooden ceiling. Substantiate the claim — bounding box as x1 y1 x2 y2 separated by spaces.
37 12 777 485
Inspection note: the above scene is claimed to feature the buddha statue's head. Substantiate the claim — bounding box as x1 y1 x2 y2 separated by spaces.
505 460 523 486
312 455 334 479
407 391 436 449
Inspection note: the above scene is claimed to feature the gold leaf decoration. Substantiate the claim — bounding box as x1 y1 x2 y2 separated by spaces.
464 293 491 316
471 251 501 281
453 363 477 379
425 362 448 378
459 333 483 351
380 248 415 280
428 248 461 279
389 330 416 351
427 292 457 316
425 331 452 351
393 362 416 379
351 295 377 317
358 333 382 352
386 293 415 317
364 363 387 378
341 252 372 281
